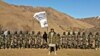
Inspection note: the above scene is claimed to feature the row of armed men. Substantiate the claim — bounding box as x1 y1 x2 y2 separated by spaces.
0 29 100 49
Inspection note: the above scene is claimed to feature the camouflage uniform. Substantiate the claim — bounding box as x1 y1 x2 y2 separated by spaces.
0 34 2 49
48 31 57 44
6 31 12 49
82 32 87 49
95 32 100 48
21 31 25 48
35 31 42 48
24 31 30 48
77 32 83 48
12 34 18 48
16 31 22 48
15 31 22 48
56 33 61 49
88 32 95 49
72 32 77 48
61 32 67 48
30 31 36 48
67 32 72 48
0 32 4 49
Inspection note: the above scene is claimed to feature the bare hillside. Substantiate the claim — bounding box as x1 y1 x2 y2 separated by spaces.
79 16 100 32
0 1 94 33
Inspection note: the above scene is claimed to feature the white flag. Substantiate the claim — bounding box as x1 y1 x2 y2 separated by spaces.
33 11 48 28
40 19 48 28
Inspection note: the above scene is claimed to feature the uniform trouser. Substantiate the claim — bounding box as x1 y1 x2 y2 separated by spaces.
28 44 31 48
2 43 5 49
25 44 28 48
35 43 41 48
42 44 48 48
0 43 3 49
49 44 57 55
22 43 26 48
13 44 17 48
6 44 10 48
18 44 22 48
83 44 86 49
61 43 67 48
0 45 4 49
72 42 77 48
88 44 92 48
0 44 1 49
98 41 100 48
56 43 61 49
31 43 35 48
96 41 100 48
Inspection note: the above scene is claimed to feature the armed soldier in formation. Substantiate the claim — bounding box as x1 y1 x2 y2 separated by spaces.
0 29 100 49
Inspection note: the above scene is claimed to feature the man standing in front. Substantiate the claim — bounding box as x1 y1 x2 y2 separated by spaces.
48 28 57 55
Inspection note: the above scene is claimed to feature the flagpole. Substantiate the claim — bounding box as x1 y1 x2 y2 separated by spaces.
47 27 48 33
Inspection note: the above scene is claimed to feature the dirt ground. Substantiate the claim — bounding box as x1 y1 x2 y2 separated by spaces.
0 49 100 56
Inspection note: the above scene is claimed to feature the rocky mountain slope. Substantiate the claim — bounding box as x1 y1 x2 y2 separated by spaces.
79 16 100 32
0 1 94 33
